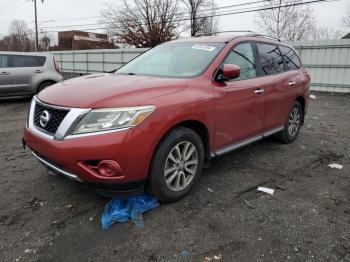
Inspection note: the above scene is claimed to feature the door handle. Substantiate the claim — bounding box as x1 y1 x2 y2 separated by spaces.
288 81 296 86
254 88 264 94
34 70 43 73
0 71 9 75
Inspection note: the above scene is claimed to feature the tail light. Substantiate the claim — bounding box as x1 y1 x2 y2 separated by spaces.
304 70 311 81
53 57 61 73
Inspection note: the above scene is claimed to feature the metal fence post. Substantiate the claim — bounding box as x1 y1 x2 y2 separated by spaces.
102 51 105 73
60 53 63 72
72 51 75 73
86 52 89 74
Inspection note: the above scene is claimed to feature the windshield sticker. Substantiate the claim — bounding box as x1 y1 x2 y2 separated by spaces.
192 45 216 51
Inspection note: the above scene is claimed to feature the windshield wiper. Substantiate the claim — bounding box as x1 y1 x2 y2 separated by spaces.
116 72 136 75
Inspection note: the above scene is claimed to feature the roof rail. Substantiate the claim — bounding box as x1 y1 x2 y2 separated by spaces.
194 30 254 37
246 33 281 42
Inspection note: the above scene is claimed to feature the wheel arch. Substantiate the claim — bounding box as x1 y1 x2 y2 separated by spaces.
35 80 57 94
295 96 305 124
151 119 212 169
173 120 211 162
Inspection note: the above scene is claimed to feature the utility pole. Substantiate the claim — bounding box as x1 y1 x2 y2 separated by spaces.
33 0 44 52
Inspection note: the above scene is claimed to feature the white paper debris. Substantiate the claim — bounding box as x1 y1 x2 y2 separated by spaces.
192 44 216 51
207 187 215 193
257 187 274 195
310 94 317 99
328 163 343 169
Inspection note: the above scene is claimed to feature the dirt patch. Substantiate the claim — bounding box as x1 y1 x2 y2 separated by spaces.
0 92 349 261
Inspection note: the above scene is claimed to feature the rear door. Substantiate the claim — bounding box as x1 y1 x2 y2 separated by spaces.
279 45 306 91
10 55 46 94
255 42 295 131
213 42 265 150
0 54 12 95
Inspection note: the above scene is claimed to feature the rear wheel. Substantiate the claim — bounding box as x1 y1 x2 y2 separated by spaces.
276 101 303 143
147 127 204 202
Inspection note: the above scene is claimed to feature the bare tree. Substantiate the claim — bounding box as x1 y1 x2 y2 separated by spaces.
181 0 218 36
39 31 53 51
2 20 35 51
101 0 181 48
311 27 344 40
255 0 315 41
343 6 350 27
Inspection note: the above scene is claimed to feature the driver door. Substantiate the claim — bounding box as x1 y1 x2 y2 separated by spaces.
213 42 266 152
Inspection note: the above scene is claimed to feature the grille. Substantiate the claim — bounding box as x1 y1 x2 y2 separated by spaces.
34 102 69 135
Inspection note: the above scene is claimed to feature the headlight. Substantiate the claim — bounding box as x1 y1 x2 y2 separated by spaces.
72 105 155 135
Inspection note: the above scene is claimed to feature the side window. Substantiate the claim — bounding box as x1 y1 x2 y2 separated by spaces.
279 46 301 71
11 55 46 67
0 55 8 68
257 43 284 75
222 42 256 80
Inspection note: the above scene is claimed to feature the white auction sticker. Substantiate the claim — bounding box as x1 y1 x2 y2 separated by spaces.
192 44 216 51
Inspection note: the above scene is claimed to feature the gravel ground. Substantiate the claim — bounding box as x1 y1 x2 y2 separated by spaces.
0 92 349 262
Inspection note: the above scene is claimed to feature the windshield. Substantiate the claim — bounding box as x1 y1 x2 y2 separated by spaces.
116 42 225 78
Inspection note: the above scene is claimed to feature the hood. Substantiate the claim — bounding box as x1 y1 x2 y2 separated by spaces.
38 73 188 108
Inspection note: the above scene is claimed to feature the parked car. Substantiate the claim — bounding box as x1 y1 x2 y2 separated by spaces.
23 34 310 202
0 52 63 97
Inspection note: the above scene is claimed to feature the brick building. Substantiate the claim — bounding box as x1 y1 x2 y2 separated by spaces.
57 31 114 50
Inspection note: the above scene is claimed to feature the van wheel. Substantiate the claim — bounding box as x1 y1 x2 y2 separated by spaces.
276 101 303 143
147 127 204 202
37 82 55 93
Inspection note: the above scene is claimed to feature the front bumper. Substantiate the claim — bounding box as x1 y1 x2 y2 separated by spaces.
31 149 144 194
23 99 160 195
24 123 152 186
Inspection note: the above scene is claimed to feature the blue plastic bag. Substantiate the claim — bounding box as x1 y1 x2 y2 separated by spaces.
101 194 159 230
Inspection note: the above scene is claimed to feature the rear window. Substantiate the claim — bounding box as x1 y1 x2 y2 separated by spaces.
11 55 46 67
257 43 284 75
0 55 8 68
279 46 301 71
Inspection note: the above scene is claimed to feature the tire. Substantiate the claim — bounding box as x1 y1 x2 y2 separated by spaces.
147 127 204 202
276 101 303 143
37 81 55 94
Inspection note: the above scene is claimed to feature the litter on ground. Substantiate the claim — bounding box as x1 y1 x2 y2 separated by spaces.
180 250 191 257
207 188 215 193
310 94 317 99
243 199 255 209
328 163 343 169
257 187 275 195
101 194 159 230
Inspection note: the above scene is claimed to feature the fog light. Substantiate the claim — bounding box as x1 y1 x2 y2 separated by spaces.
97 160 121 177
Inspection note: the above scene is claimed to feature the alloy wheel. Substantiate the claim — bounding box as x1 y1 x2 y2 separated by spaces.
288 107 301 137
164 141 199 192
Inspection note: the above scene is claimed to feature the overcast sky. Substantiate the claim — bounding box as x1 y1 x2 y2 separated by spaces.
0 0 349 39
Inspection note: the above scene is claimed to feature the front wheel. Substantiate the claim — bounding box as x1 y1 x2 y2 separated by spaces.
147 127 204 202
276 101 303 143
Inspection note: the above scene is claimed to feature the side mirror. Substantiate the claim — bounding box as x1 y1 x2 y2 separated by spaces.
221 64 240 80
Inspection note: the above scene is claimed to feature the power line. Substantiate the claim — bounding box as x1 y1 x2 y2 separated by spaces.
31 0 271 30
35 0 338 33
0 0 28 15
0 0 21 9
37 0 270 25
29 0 286 30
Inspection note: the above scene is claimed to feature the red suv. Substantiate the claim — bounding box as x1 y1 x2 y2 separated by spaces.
23 34 310 202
